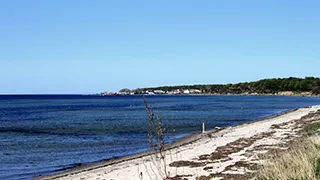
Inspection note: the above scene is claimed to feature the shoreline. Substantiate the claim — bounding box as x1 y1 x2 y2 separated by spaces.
35 106 319 180
95 93 320 98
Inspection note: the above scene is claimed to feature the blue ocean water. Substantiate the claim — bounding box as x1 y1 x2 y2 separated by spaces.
0 95 319 180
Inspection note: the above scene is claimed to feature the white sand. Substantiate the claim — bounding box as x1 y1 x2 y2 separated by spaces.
37 105 320 180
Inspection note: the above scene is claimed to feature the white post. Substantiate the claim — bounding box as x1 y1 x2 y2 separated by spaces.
202 122 205 133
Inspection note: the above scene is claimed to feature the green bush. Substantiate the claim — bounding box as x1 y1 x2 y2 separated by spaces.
304 122 320 135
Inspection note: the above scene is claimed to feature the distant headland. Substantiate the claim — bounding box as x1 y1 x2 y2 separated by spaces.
96 77 320 96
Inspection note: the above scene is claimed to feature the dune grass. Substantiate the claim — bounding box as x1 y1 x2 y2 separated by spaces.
257 139 320 180
304 122 320 135
257 120 320 180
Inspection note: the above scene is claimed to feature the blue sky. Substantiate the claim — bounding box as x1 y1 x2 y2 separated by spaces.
1 0 319 94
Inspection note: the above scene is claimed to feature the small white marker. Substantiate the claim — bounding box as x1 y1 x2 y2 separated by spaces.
202 122 205 133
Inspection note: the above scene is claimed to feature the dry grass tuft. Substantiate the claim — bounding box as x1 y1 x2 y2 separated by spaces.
257 138 320 180
143 95 169 179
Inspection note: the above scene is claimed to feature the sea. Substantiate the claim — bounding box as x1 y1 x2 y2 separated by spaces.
0 95 320 180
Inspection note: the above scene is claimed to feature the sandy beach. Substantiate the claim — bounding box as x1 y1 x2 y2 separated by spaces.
36 105 320 180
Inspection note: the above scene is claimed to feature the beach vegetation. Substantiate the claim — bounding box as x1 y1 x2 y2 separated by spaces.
257 138 320 180
304 122 320 135
143 96 169 179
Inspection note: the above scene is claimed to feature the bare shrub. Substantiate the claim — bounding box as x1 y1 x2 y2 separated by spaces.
143 95 169 179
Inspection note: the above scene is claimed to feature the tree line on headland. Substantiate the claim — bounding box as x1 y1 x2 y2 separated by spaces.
134 77 320 95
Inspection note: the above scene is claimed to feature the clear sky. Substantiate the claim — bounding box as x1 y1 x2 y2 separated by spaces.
1 0 319 94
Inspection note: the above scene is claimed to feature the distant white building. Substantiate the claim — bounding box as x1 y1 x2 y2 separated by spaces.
174 89 182 94
190 89 201 94
146 91 155 95
154 90 165 94
183 89 190 94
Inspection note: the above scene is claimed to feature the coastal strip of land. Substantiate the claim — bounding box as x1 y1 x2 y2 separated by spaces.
98 77 320 96
36 105 320 180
